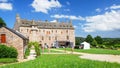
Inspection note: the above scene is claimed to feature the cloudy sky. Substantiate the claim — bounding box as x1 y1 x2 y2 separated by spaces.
0 0 120 38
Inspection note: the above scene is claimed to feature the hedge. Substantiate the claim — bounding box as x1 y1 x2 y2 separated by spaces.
0 44 18 58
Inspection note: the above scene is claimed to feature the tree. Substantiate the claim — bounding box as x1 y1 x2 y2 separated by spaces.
85 35 93 45
0 17 6 27
75 37 85 45
94 36 103 44
91 39 98 47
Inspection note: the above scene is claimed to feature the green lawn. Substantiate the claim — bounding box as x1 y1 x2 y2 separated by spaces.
0 54 120 68
41 48 64 53
59 48 120 55
0 58 17 65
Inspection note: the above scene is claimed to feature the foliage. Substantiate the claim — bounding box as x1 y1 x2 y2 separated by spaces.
0 58 17 63
25 48 30 57
28 42 40 57
0 44 18 58
94 36 103 44
75 37 85 45
0 17 6 27
1 54 120 68
33 42 40 57
28 42 33 48
91 39 98 47
85 35 93 45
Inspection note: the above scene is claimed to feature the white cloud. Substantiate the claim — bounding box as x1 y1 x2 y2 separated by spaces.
51 14 85 20
95 8 101 12
73 25 77 28
50 19 57 22
0 0 7 2
66 1 70 5
105 4 120 10
0 3 12 10
31 0 62 14
110 4 120 9
83 10 120 32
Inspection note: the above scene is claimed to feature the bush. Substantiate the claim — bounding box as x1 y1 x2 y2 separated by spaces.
33 42 40 57
100 45 106 49
24 48 30 58
74 45 80 49
0 44 18 58
0 58 17 63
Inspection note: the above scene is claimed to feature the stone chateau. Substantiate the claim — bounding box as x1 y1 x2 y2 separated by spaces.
14 14 75 47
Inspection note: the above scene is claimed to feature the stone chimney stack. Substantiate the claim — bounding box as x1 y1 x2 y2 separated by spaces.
16 13 20 23
45 20 48 23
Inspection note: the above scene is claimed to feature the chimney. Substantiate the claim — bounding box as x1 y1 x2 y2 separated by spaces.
16 13 20 23
45 20 48 23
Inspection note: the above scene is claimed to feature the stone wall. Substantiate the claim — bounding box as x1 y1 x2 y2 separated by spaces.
20 26 75 47
0 27 24 59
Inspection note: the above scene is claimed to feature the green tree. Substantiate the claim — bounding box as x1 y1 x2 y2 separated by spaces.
91 39 98 47
85 35 93 45
0 17 6 27
94 36 103 44
75 37 85 45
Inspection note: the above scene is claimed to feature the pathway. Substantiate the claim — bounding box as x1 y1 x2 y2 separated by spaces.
27 49 36 60
51 49 120 64
18 49 36 62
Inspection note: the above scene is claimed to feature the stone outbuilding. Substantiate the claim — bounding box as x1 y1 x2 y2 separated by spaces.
0 27 28 59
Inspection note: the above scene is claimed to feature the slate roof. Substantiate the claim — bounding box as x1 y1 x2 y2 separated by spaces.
14 19 74 30
4 27 28 40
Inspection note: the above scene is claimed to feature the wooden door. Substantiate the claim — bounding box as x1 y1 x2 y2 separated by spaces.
1 34 6 43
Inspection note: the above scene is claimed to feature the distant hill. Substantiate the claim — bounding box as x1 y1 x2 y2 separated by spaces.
75 37 120 45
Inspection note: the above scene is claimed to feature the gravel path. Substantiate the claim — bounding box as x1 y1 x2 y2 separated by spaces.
51 49 120 64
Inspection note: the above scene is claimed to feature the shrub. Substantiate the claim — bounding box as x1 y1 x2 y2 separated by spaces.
74 45 80 49
24 48 30 58
0 44 18 58
100 45 106 49
33 42 40 57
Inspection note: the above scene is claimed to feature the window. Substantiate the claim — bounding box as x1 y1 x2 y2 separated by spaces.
52 30 53 33
1 34 6 43
30 30 32 34
27 29 28 32
67 36 69 40
46 31 50 34
43 30 45 32
55 36 57 40
61 31 63 34
42 36 44 40
56 30 57 33
49 36 51 40
66 30 68 33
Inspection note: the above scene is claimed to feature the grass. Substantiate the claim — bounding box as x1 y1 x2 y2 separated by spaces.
59 48 120 55
0 58 17 65
0 54 120 68
40 48 64 53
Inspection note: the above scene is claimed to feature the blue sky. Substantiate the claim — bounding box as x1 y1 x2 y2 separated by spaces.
0 0 120 38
